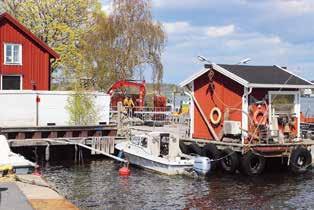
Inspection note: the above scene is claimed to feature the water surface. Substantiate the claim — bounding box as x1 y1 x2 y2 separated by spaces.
42 159 314 210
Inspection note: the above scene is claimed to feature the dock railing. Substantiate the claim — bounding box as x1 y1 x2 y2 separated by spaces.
110 105 190 125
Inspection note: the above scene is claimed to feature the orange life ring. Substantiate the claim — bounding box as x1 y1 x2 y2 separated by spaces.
253 108 267 125
210 107 222 125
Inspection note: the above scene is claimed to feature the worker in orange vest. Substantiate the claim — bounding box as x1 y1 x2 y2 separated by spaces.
123 95 135 117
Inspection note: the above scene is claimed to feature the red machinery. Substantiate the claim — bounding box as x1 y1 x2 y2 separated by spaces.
153 95 167 111
107 80 167 111
107 80 146 108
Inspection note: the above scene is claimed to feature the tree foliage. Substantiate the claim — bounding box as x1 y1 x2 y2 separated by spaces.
2 0 166 91
0 2 4 13
81 0 166 91
1 0 101 77
66 87 98 125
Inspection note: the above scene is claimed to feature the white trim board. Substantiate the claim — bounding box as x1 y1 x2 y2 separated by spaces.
275 65 313 85
190 82 195 138
268 90 301 138
179 63 313 90
179 63 249 87
4 43 23 65
248 83 314 89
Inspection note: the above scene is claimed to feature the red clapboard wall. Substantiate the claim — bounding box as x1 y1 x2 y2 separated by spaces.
193 70 243 140
0 12 59 90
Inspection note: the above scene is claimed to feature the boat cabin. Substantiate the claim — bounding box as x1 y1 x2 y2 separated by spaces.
131 132 181 160
180 63 314 144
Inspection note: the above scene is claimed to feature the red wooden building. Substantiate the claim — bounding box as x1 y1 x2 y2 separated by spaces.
0 12 59 91
180 63 313 142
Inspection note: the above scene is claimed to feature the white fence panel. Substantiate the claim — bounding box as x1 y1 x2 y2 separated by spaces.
38 91 110 126
0 91 37 127
37 92 70 126
94 94 110 125
0 91 110 127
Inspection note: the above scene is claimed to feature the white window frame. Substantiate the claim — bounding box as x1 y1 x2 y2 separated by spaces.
268 91 300 138
4 43 22 65
0 75 23 90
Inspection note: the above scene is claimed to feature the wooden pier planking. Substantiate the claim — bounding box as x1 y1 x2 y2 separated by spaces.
0 125 117 141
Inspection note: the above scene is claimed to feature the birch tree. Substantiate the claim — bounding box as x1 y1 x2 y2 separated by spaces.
82 0 166 92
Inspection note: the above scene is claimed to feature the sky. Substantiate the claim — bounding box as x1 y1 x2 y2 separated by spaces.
102 0 314 84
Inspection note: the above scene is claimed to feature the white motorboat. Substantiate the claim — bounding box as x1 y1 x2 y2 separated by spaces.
115 132 194 175
0 135 36 174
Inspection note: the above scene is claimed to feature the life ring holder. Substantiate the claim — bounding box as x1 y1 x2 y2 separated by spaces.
210 107 222 125
253 107 267 125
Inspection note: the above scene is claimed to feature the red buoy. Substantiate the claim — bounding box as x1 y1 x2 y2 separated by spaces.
32 165 41 176
119 166 130 176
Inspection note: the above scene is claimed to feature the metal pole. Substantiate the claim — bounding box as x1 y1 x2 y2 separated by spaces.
44 139 127 163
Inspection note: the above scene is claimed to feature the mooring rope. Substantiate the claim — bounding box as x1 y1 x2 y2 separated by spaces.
209 150 236 163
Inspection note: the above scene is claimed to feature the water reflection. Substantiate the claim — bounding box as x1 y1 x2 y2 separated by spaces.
42 159 313 210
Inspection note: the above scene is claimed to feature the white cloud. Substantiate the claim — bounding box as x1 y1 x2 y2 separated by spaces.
101 0 314 83
206 25 235 37
154 0 314 16
161 21 314 83
163 21 192 34
164 21 235 39
226 35 281 48
153 0 247 9
276 0 314 15
153 0 206 9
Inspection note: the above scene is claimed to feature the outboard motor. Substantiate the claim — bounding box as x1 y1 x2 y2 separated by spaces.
193 156 211 175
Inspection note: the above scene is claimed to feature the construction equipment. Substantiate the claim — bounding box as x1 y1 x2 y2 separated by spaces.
107 80 146 108
107 80 168 111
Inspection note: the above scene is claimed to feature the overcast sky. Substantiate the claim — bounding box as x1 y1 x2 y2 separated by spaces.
102 0 314 84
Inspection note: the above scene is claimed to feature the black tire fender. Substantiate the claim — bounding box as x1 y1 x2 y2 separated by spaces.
220 148 239 174
289 147 312 174
188 142 203 155
179 141 190 154
241 151 266 176
202 144 221 170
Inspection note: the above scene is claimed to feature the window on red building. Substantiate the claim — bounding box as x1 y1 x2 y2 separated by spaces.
1 75 22 90
4 43 22 65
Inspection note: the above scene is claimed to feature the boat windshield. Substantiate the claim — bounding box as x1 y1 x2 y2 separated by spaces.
131 136 147 148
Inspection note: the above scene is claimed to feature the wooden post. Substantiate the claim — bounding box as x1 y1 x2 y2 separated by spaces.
74 144 78 163
45 144 50 161
117 102 123 135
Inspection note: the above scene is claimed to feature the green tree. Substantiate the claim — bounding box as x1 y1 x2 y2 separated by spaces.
66 86 98 125
0 2 4 13
1 0 101 85
2 0 166 92
81 0 166 92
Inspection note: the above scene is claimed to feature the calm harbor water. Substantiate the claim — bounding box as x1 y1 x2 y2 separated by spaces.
42 159 314 210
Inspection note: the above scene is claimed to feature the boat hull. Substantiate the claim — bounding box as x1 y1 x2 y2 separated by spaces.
123 152 193 175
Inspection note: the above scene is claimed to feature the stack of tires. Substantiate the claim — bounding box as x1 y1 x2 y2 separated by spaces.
180 142 312 175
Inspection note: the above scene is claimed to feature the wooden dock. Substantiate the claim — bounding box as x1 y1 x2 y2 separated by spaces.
0 124 123 162
0 125 117 140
